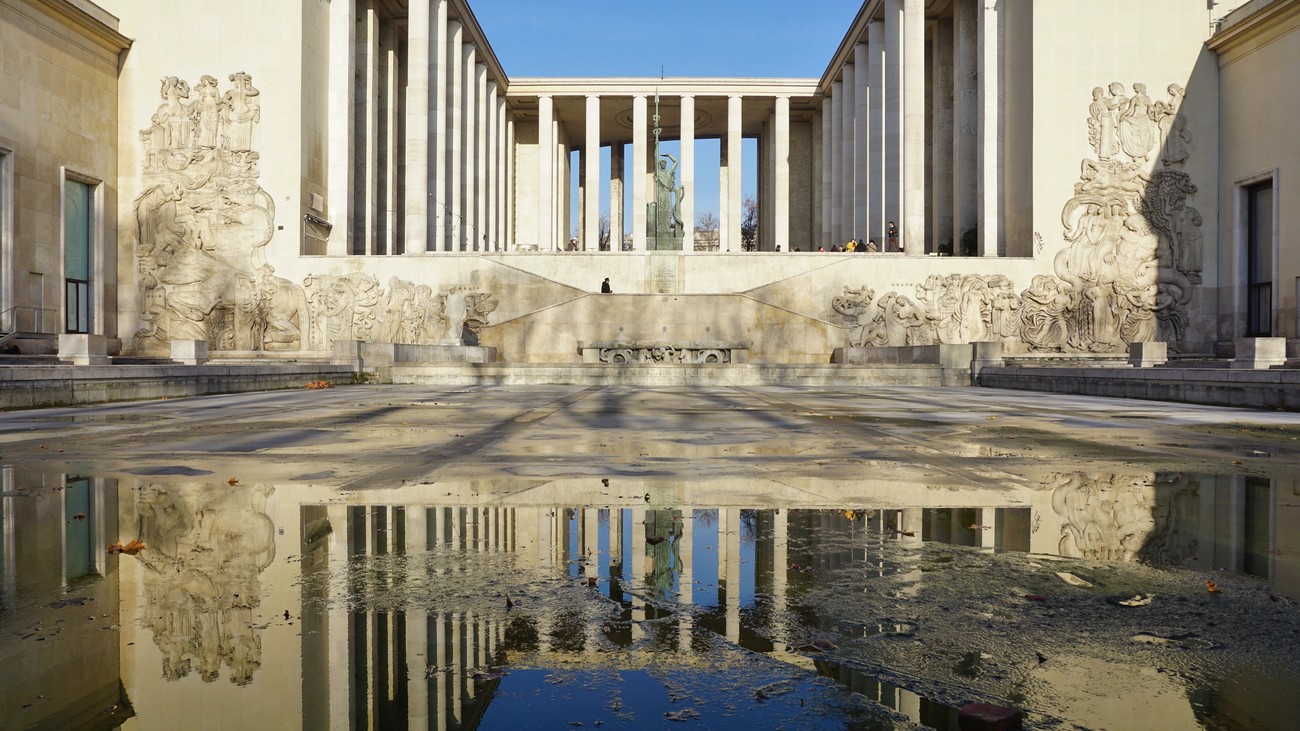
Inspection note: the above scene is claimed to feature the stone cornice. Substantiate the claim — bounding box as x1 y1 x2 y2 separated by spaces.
818 0 882 94
452 0 508 90
1208 0 1300 57
27 0 132 54
505 77 820 99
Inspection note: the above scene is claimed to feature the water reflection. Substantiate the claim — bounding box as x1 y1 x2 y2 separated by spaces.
0 467 1297 729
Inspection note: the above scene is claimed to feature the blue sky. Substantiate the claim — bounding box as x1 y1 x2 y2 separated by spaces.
473 1 859 234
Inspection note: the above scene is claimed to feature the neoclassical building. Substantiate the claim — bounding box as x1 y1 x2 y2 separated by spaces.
1 0 1295 364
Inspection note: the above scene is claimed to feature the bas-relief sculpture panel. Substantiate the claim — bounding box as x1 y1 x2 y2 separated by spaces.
131 73 496 354
831 83 1202 354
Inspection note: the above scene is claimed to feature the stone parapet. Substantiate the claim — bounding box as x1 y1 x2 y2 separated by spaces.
1233 337 1287 370
170 339 209 365
58 334 110 366
1128 341 1168 368
978 365 1300 411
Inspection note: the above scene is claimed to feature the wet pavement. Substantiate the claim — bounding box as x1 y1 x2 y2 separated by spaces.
1 384 1299 730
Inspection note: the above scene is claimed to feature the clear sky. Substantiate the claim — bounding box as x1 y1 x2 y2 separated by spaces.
472 1 861 236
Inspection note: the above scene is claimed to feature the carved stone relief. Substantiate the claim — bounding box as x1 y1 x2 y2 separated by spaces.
598 346 731 364
832 82 1202 354
301 274 497 350
133 73 294 354
133 482 276 685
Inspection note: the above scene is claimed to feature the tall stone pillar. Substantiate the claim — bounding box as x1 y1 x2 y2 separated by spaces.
632 95 648 252
610 144 624 251
475 63 488 251
362 8 380 255
430 0 448 252
820 104 832 247
841 62 856 243
902 0 925 256
487 82 499 251
932 18 954 254
978 0 1002 257
326 0 355 256
774 95 790 252
505 115 514 249
829 82 842 247
680 94 696 253
867 21 885 244
726 95 743 252
462 48 478 251
447 22 463 251
584 95 601 253
884 0 902 251
953 0 978 256
853 43 870 242
538 95 555 251
404 0 430 255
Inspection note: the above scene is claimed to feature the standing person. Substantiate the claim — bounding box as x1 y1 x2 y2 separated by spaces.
601 278 612 294
887 221 899 252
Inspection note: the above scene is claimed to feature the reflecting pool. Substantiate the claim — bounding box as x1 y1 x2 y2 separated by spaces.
2 467 1298 730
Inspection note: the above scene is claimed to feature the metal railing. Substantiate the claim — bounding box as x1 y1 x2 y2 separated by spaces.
0 306 59 336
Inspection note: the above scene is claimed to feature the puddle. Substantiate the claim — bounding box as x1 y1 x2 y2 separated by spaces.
1 468 1298 730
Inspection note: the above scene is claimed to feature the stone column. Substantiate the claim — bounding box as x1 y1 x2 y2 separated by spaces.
978 0 1001 257
538 95 554 251
430 0 448 252
884 0 902 250
632 95 647 251
954 0 977 256
362 8 380 255
841 62 856 243
829 81 842 247
903 0 925 256
326 0 355 255
610 143 624 251
774 95 790 252
820 103 832 247
505 114 514 249
462 49 478 251
447 22 463 251
404 0 430 255
382 22 398 254
868 20 885 244
487 82 499 250
584 95 601 253
932 18 954 253
853 43 870 242
475 63 488 252
680 94 696 253
726 95 743 252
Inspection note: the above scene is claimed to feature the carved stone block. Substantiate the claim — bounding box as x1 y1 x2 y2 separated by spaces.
58 334 110 366
1128 341 1167 368
170 339 209 365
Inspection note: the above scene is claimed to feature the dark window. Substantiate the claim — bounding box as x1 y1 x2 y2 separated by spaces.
64 180 92 334
1246 181 1274 337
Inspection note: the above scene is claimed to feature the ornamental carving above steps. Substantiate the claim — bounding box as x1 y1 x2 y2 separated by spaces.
832 82 1203 354
131 73 496 354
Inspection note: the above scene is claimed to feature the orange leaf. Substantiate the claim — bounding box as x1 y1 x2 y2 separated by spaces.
120 539 146 556
1206 580 1221 594
227 478 239 486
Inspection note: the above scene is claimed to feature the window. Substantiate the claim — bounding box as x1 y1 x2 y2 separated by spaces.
64 178 93 334
64 476 95 581
1246 180 1274 337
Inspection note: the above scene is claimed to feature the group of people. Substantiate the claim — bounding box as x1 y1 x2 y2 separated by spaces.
796 221 902 254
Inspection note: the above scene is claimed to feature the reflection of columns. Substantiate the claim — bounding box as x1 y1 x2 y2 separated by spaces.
632 95 647 252
884 0 902 245
475 63 488 251
829 81 842 247
726 95 743 252
326 504 351 728
902 0 925 256
584 95 601 252
978 0 1002 257
450 612 463 722
978 508 997 549
404 0 430 255
678 509 694 652
537 95 554 251
723 508 741 643
931 18 954 253
630 507 646 641
406 507 428 728
954 0 977 255
772 509 788 652
446 22 463 250
610 145 624 251
867 21 885 243
774 96 790 252
326 0 354 255
431 0 448 252
681 95 696 253
841 62 856 242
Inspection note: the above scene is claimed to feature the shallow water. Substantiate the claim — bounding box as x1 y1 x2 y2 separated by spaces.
2 467 1298 730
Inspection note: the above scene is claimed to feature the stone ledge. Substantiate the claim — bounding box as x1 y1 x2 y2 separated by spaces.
978 366 1300 410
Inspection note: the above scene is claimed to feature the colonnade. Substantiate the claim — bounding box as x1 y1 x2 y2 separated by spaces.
821 0 1003 256
328 0 513 256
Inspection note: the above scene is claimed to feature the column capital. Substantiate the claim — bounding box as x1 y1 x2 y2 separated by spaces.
585 93 601 100
679 93 695 100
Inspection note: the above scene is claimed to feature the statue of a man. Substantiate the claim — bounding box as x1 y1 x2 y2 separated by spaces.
655 154 683 233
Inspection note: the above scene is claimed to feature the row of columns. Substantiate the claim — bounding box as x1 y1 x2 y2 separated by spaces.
533 94 792 253
821 0 1000 256
328 0 513 255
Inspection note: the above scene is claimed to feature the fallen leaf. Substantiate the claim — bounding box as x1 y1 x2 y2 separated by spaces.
72 513 87 521
646 536 666 545
227 478 239 486
107 539 146 556
1024 594 1048 602
1118 594 1154 607
1056 571 1094 588
1206 581 1221 594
